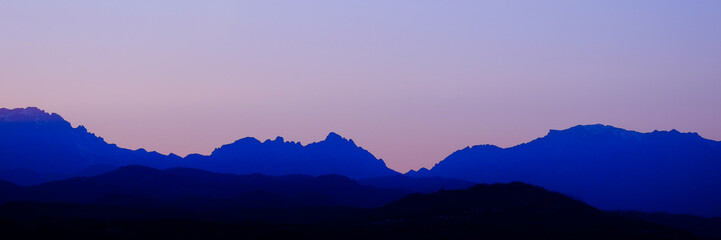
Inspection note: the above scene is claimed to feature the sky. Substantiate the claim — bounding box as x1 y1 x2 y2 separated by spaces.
1 1 720 172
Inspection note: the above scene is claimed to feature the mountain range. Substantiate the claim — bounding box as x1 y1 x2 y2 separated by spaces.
0 107 397 185
409 124 721 217
2 107 721 218
0 174 697 239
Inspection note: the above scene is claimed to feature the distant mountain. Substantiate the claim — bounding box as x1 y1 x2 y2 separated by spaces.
183 132 398 179
0 107 181 185
0 107 398 185
4 107 721 217
2 165 406 209
357 175 475 193
411 124 721 217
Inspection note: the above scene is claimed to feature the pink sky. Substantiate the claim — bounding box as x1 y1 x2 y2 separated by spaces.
1 1 720 172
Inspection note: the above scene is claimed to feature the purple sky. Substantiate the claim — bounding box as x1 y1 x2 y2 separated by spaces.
1 1 720 172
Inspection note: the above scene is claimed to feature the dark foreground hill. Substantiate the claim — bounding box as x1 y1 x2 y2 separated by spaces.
367 183 697 239
0 181 697 239
0 107 398 185
0 165 406 209
410 124 721 217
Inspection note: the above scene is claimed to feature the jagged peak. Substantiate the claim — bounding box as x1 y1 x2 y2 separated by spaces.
262 136 289 144
405 167 430 175
545 124 710 141
0 107 65 123
652 129 695 135
325 132 345 141
215 132 364 156
650 129 707 141
322 132 358 146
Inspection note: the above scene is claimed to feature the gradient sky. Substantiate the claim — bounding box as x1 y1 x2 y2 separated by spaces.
1 1 720 172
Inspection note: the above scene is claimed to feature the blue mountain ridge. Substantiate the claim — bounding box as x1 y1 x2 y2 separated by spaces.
409 124 721 217
0 107 398 185
3 107 721 217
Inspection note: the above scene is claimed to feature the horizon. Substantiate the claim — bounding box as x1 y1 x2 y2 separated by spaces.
2 106 715 173
2 1 720 172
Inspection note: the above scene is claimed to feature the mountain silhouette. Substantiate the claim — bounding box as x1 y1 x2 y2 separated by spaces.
182 132 398 179
2 165 406 209
0 107 398 185
365 182 695 239
411 124 721 217
0 181 697 239
0 107 182 185
3 107 721 217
